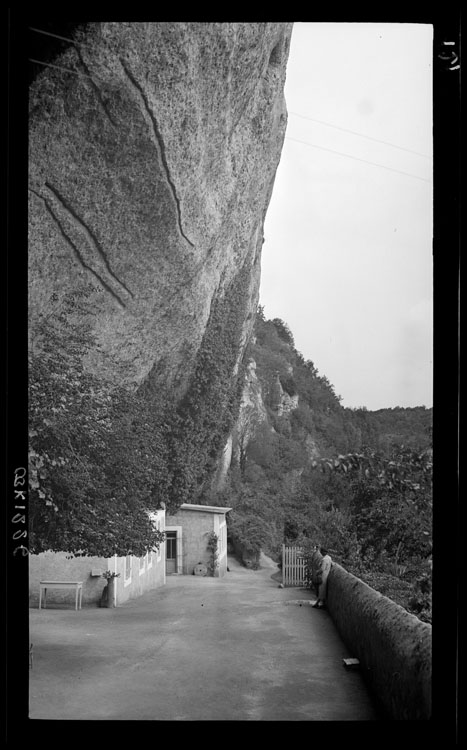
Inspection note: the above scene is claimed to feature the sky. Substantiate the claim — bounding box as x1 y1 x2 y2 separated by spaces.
260 23 433 411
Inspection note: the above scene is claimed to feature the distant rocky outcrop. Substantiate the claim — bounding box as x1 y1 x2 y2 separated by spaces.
29 22 292 401
274 376 299 417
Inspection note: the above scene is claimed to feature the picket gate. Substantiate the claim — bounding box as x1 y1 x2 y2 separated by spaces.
282 545 307 586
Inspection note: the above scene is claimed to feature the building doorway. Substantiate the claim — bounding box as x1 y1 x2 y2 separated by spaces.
165 530 178 574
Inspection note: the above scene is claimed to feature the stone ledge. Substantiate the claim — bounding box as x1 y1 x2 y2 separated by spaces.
327 562 431 720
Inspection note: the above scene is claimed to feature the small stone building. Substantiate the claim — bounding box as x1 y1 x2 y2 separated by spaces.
165 504 231 577
29 509 166 607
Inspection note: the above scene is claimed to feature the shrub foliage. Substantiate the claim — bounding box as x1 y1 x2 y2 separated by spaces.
221 309 432 622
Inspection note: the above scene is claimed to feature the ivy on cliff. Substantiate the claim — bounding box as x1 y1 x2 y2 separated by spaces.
30 258 257 552
29 287 168 557
166 263 253 511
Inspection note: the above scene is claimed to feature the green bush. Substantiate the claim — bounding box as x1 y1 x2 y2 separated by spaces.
29 287 169 557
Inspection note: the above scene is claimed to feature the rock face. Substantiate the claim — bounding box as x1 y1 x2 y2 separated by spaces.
274 378 299 417
28 22 292 402
221 357 269 485
236 358 269 436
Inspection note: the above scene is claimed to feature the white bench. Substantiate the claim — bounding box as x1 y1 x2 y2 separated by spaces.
39 581 83 610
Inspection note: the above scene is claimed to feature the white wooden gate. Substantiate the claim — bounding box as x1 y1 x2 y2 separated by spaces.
282 545 307 586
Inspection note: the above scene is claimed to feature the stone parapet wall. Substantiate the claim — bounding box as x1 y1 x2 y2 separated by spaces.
326 561 431 720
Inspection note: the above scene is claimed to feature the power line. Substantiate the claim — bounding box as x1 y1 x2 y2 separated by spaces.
27 29 432 164
28 59 431 184
27 26 431 185
285 136 431 183
29 26 86 47
288 110 431 159
28 58 95 79
27 28 431 162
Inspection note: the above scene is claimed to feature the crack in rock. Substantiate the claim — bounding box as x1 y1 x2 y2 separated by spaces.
44 181 134 300
120 59 195 249
74 47 118 128
29 187 127 309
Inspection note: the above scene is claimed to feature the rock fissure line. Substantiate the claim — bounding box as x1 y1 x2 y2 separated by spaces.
75 48 118 128
29 187 127 309
224 29 237 136
44 181 134 299
119 59 195 249
230 94 251 139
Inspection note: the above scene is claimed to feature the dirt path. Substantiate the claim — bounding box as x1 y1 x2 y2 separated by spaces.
29 554 379 720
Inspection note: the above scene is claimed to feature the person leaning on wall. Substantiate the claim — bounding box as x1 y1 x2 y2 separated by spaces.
312 547 332 609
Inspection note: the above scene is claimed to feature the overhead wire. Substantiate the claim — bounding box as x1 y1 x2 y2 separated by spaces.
28 26 102 81
28 26 432 184
28 26 88 48
288 110 431 159
28 58 96 79
285 136 431 183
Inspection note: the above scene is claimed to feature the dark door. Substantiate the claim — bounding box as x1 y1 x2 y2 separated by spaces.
166 531 177 574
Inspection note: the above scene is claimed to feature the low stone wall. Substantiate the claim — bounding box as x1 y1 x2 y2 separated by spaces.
326 560 431 720
29 551 108 606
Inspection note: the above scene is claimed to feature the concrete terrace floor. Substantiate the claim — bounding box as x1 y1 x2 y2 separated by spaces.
29 554 380 721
